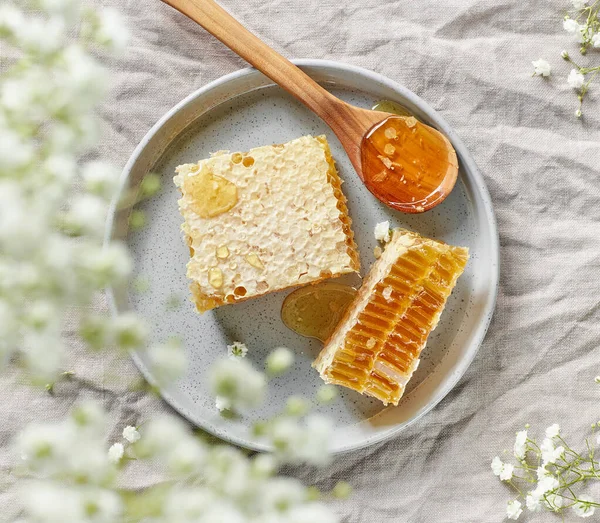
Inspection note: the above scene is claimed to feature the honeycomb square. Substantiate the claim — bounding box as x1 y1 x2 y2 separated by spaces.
174 135 360 313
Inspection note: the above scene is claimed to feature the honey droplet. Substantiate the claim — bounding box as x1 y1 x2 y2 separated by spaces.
216 245 230 259
208 268 224 288
231 153 243 164
281 282 357 342
245 253 264 270
184 166 238 218
242 156 255 167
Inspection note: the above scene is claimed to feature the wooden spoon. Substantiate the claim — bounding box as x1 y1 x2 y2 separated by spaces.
161 0 459 213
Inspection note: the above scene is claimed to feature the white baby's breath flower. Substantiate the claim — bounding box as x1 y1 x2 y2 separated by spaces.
95 7 130 52
532 59 551 77
111 313 147 350
506 500 523 520
545 493 564 511
167 437 206 475
545 423 560 438
526 492 542 512
535 474 560 495
227 341 248 358
19 481 85 522
71 400 105 432
541 437 557 464
270 415 333 466
572 0 587 9
15 15 65 55
573 496 596 518
564 18 581 33
215 395 231 412
499 463 515 481
316 384 337 403
82 161 120 200
251 453 277 478
210 357 266 410
287 503 339 523
163 487 216 520
64 194 107 236
107 442 124 464
568 69 586 89
374 221 391 242
138 415 188 457
266 347 294 375
592 33 600 48
122 425 140 443
259 477 305 513
0 4 25 36
536 465 549 480
147 341 187 384
80 488 122 523
514 430 527 459
491 456 504 476
0 128 34 170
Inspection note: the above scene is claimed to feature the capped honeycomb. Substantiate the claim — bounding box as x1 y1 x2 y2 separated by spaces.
174 135 360 313
313 229 468 406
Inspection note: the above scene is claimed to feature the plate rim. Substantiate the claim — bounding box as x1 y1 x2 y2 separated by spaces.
105 59 499 453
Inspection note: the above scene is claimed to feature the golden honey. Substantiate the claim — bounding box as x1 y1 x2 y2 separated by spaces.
372 100 414 118
183 166 238 218
281 282 357 341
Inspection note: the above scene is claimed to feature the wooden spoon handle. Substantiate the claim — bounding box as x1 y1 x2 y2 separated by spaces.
162 0 342 124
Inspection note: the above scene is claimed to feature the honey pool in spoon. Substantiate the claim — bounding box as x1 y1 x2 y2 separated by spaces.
361 101 459 213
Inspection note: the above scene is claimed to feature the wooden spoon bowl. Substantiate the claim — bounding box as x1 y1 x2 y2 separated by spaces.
162 0 459 213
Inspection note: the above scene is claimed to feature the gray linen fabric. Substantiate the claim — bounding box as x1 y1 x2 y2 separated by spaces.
2 0 600 521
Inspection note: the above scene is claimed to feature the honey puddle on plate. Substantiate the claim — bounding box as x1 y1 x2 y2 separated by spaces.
281 282 357 342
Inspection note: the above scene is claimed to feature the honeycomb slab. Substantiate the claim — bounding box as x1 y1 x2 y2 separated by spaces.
174 135 360 313
313 229 469 406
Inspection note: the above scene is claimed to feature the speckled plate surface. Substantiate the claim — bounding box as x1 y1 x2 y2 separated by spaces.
106 60 499 453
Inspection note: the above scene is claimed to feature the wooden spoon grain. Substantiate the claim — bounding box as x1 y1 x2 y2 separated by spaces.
161 0 459 213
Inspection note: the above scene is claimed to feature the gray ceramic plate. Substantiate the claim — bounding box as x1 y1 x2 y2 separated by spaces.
106 60 499 453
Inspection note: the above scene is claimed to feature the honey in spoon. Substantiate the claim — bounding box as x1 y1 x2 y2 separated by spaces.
281 282 357 342
361 102 458 213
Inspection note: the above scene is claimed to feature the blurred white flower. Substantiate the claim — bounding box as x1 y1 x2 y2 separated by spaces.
514 430 527 459
19 481 85 523
147 341 187 384
270 415 333 466
545 424 560 438
564 18 581 33
287 503 339 523
77 243 133 287
0 128 33 170
65 194 107 236
532 59 551 77
316 384 337 403
167 437 206 475
506 500 523 520
204 446 252 498
259 477 305 513
80 488 122 523
227 340 248 358
111 313 148 350
14 15 65 54
573 496 596 518
592 33 600 48
138 415 189 457
0 4 25 36
251 453 277 478
122 425 140 443
95 7 130 52
17 422 75 471
567 69 586 89
210 357 266 410
163 487 216 520
572 0 587 9
266 347 294 375
107 442 124 464
82 161 120 200
71 401 105 432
